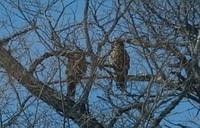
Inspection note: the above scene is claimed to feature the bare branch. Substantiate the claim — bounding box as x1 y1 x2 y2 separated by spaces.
83 0 92 53
29 50 68 73
4 96 32 127
0 26 37 47
150 75 194 128
0 47 104 128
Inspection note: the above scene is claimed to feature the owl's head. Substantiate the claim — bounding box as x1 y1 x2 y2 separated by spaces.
112 37 126 47
68 49 85 60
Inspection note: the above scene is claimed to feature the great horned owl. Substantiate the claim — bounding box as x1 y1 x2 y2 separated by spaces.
66 49 87 100
109 38 130 90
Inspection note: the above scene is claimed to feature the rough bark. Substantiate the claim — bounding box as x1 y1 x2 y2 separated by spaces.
0 47 104 128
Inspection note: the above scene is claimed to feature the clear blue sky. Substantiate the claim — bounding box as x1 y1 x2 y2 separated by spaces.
0 0 199 128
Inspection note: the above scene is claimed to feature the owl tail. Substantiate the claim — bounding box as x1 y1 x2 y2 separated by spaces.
67 80 77 100
116 75 126 91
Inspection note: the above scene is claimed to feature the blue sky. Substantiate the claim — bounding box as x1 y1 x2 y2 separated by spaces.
0 0 200 127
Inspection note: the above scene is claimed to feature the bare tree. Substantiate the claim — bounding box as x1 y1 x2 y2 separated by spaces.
0 0 200 127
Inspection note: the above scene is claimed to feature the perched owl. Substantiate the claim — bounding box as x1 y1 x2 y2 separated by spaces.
109 38 130 90
66 49 87 100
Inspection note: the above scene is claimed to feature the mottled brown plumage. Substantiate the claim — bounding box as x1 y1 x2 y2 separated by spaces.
109 38 130 90
66 49 87 100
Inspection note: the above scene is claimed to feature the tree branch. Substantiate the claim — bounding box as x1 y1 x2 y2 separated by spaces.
150 75 194 128
29 50 68 73
0 26 37 47
3 95 32 127
83 0 92 53
0 47 104 128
